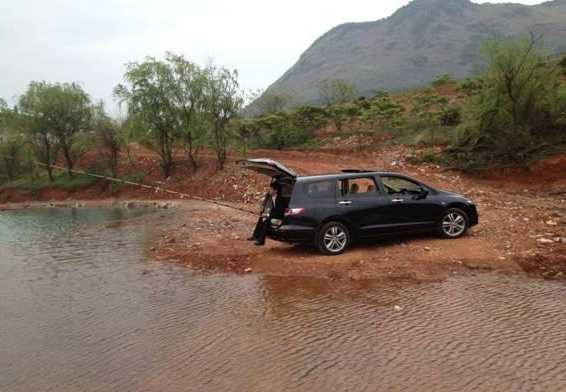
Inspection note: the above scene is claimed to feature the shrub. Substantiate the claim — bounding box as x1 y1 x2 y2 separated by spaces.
432 74 455 87
457 77 484 96
254 113 313 150
560 56 566 75
439 105 462 127
448 35 566 165
291 106 329 131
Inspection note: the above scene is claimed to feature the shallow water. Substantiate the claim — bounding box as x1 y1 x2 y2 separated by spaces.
1 209 566 392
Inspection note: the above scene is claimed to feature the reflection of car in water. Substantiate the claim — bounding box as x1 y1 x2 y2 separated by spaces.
240 159 479 255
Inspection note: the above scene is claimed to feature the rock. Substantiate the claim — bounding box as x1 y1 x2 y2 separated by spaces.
244 267 252 273
394 305 403 311
424 247 431 251
546 220 558 227
150 247 156 252
537 238 555 245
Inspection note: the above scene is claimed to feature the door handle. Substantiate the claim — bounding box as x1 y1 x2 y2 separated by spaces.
391 199 404 203
338 201 352 206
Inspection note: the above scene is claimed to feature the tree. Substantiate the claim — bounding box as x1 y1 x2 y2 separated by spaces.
473 34 563 152
318 79 357 106
204 65 243 169
0 105 27 182
231 118 260 156
167 53 208 170
449 35 566 165
115 53 216 175
19 81 91 178
92 101 123 178
0 133 26 181
114 58 178 177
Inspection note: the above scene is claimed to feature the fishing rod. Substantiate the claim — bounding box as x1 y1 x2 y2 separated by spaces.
0 156 257 216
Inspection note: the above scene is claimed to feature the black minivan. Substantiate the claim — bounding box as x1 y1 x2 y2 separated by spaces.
241 159 479 255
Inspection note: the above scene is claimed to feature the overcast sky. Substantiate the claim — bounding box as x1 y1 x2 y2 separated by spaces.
0 0 546 113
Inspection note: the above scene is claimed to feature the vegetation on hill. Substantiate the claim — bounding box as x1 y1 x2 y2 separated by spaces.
0 36 565 193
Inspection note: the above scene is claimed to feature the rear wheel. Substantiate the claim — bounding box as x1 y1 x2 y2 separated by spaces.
317 221 351 255
438 208 469 239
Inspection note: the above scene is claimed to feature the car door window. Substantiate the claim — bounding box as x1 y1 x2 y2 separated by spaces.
339 178 379 197
380 176 422 195
303 180 336 199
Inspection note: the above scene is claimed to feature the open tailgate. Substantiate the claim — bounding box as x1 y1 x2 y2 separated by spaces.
238 159 297 179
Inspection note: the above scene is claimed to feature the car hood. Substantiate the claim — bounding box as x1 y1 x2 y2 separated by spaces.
238 159 298 179
437 189 475 202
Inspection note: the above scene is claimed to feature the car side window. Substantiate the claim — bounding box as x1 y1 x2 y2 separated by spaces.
380 176 422 195
303 180 336 199
339 177 379 197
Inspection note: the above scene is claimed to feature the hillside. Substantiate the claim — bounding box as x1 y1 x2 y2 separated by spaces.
263 0 566 106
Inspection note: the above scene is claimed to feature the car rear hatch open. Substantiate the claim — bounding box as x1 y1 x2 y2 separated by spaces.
238 159 297 180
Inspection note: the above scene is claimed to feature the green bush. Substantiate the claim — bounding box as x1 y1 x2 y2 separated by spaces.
560 56 566 75
252 113 313 150
447 36 566 166
439 105 462 127
291 106 329 131
457 78 484 96
432 74 455 87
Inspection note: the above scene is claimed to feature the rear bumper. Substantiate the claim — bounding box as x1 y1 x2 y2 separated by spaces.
268 224 316 244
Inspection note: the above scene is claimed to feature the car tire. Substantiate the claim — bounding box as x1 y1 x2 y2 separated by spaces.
317 221 351 255
438 208 469 239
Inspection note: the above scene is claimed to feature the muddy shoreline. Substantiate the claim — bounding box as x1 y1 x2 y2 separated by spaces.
2 198 565 281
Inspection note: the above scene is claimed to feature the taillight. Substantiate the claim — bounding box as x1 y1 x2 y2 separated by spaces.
285 208 305 216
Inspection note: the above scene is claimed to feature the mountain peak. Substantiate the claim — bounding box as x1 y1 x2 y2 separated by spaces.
395 0 474 18
397 0 475 13
260 0 566 107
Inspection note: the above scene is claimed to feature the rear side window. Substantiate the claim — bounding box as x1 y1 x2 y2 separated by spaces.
303 180 336 199
339 177 378 197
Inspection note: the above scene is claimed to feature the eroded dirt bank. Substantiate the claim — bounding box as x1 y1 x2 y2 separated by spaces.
150 196 565 281
1 145 565 281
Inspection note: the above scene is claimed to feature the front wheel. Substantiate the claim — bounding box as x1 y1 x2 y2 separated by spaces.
317 221 351 255
438 208 469 239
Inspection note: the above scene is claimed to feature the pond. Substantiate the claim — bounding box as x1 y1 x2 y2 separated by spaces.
1 208 566 392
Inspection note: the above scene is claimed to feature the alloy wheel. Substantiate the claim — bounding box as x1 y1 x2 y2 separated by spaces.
442 212 467 237
323 225 348 253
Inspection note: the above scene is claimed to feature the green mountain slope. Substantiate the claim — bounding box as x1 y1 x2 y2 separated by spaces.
264 0 566 106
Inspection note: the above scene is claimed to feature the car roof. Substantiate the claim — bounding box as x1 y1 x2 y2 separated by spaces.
296 171 413 182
